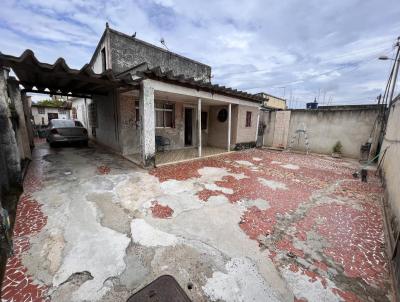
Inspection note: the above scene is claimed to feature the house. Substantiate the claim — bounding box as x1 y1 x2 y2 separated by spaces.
31 101 71 125
256 92 286 110
70 25 279 167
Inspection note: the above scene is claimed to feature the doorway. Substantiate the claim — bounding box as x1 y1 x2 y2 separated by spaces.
184 108 193 146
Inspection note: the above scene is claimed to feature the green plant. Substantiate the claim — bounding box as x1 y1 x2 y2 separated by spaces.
35 99 65 107
333 141 342 153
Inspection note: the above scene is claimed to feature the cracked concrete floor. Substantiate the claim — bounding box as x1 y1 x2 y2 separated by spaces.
1 141 393 302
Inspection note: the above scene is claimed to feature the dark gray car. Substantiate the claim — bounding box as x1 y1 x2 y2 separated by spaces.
46 119 88 147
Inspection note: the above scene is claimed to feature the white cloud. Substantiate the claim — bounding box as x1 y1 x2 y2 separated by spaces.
0 0 399 104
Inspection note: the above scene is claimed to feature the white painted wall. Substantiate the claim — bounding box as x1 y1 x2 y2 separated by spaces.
31 106 71 125
71 98 90 127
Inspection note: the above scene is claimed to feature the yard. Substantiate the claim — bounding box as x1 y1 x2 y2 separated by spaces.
2 141 393 301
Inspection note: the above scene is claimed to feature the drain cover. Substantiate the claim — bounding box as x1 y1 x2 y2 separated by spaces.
127 275 192 302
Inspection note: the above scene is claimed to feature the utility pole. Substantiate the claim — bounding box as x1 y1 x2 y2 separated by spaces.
388 38 400 106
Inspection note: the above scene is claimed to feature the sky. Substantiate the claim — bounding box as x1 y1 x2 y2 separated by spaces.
1 0 400 107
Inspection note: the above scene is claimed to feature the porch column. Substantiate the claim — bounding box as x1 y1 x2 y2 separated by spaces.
139 80 156 167
198 98 202 157
227 103 231 151
255 110 260 142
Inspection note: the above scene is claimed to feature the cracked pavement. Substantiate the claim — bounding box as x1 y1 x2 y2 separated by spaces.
1 141 393 301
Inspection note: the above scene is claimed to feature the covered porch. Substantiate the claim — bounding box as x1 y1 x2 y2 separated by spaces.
119 71 262 167
122 86 236 166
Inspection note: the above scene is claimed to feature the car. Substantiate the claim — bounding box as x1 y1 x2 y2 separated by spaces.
46 119 88 147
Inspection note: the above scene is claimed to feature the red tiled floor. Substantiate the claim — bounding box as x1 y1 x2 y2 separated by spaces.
3 146 392 301
151 149 392 301
2 141 49 302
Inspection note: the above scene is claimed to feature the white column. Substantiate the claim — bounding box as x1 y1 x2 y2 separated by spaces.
227 103 231 151
140 80 156 167
198 98 202 157
255 110 260 142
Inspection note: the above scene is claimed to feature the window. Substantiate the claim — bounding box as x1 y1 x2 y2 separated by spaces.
201 111 208 130
155 102 174 128
41 117 45 125
72 107 77 119
74 121 84 127
245 111 252 127
217 108 228 122
38 107 45 114
101 47 106 72
58 108 67 114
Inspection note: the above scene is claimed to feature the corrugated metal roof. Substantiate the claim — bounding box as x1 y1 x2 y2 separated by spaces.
0 50 129 96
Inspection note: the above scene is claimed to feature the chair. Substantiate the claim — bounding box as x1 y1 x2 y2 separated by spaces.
155 136 171 152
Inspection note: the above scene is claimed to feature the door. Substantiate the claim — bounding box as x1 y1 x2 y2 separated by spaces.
184 108 193 146
47 113 58 123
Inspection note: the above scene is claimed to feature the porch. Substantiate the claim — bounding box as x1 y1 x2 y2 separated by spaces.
155 146 227 166
118 77 261 167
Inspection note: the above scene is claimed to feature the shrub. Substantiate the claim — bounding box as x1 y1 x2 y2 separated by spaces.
333 141 342 153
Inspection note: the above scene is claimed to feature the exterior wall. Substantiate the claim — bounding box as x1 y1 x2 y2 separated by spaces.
155 102 185 150
91 34 110 74
92 91 121 152
109 30 211 82
8 80 31 161
262 110 276 147
71 98 90 127
235 105 259 144
380 100 400 237
31 106 70 125
272 111 291 148
208 105 230 149
257 92 286 109
119 93 140 155
263 108 380 158
0 68 22 192
264 96 286 109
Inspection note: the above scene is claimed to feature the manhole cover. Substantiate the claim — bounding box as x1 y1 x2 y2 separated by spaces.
127 275 191 302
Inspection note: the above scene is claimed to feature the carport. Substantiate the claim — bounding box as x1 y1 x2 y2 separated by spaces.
0 49 131 99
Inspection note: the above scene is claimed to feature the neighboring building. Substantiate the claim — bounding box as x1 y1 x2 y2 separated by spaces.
72 25 265 167
256 92 286 110
70 98 90 127
31 104 71 125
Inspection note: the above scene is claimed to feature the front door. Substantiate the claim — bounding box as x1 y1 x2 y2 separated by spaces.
184 108 193 146
47 113 58 123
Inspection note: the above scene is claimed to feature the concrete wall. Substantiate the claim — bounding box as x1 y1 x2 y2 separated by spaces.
257 93 286 109
31 106 70 125
262 110 277 147
235 105 258 144
71 98 90 127
263 108 380 158
380 100 400 235
0 68 22 193
208 105 230 149
109 30 211 82
379 99 400 293
8 81 31 162
119 93 140 155
93 91 121 152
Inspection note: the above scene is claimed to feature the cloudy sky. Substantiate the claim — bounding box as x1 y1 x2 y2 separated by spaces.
1 0 400 107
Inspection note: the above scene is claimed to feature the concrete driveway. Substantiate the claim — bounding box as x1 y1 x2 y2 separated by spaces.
2 142 393 301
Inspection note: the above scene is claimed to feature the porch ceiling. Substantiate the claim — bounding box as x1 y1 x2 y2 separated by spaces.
155 90 230 106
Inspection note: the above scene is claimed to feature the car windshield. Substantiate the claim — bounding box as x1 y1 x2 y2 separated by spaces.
51 120 75 128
